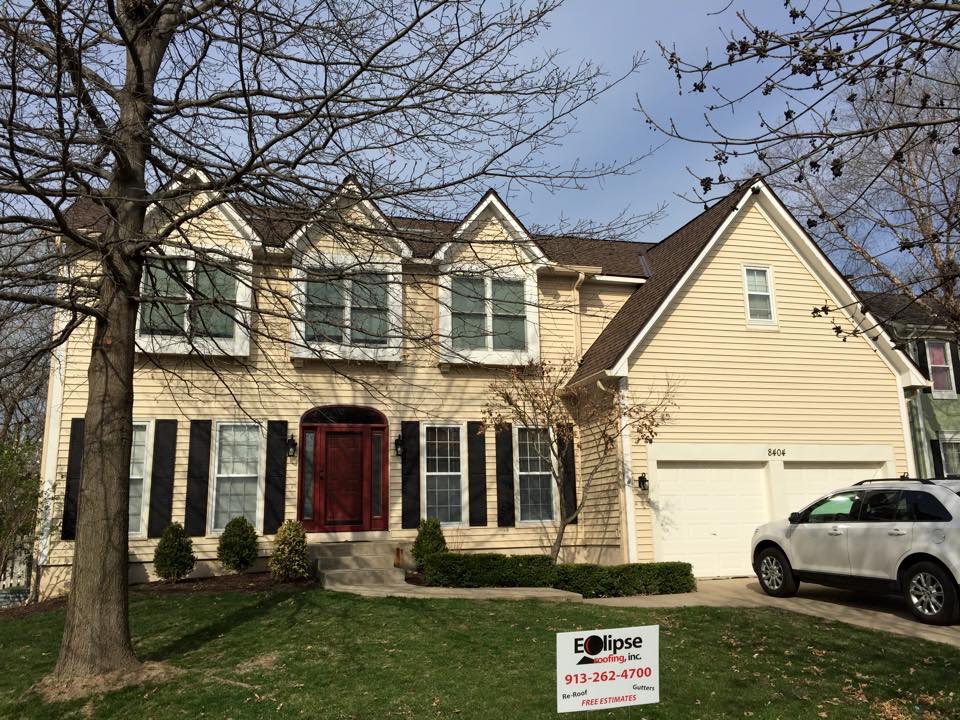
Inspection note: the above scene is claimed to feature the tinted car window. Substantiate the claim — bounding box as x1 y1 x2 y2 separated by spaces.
805 491 861 523
860 490 908 522
905 491 953 522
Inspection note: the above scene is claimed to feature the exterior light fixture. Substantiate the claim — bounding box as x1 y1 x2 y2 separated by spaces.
637 473 649 492
395 434 404 457
286 434 298 458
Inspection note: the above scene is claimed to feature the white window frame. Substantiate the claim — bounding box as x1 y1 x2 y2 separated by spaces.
420 422 469 527
128 419 154 539
939 432 960 477
207 421 266 534
438 264 540 365
926 340 957 398
135 248 252 357
741 264 778 328
290 254 403 362
512 425 559 524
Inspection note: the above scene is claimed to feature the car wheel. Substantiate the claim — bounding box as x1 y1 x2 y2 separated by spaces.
756 547 798 598
903 562 959 625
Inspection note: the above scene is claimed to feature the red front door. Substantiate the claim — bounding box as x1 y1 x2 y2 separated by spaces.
299 423 388 532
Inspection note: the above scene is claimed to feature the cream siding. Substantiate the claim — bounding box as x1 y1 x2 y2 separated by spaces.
626 201 909 562
39 204 626 593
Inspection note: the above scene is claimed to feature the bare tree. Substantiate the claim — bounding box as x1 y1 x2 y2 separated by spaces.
481 359 673 562
643 2 960 202
0 0 654 682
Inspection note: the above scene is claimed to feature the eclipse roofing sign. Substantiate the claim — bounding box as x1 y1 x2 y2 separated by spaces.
555 625 659 713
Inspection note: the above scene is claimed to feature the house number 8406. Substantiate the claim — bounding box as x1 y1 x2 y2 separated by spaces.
768 448 786 457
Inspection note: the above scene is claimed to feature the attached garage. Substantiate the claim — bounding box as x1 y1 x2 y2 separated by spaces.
648 443 893 578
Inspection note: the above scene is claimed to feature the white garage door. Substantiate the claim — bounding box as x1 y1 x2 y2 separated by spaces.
650 446 890 578
653 461 770 578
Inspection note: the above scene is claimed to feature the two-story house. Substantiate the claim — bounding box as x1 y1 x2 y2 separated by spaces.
35 179 927 594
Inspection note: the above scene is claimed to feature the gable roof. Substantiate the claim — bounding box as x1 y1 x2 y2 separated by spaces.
569 185 745 384
859 291 946 331
65 195 655 278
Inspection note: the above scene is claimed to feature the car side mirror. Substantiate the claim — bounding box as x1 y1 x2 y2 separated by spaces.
788 512 802 524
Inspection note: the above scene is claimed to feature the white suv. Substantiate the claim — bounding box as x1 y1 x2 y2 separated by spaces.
751 479 960 624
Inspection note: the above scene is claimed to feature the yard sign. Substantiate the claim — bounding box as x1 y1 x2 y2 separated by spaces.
555 625 659 713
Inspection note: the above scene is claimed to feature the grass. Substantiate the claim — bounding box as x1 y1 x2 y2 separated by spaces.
1 586 959 719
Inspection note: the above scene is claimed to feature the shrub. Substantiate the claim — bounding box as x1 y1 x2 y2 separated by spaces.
411 518 447 570
423 552 695 598
153 522 196 581
423 553 555 588
268 520 312 581
217 516 258 573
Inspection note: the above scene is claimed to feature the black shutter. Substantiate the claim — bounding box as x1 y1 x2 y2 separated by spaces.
950 343 960 392
931 439 945 478
147 420 178 538
401 421 420 529
61 418 84 540
558 425 578 525
185 420 212 536
467 421 487 527
916 339 929 379
263 421 288 534
495 424 515 527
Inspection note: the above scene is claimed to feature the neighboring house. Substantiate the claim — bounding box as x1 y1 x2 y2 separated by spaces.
35 179 927 592
861 294 960 481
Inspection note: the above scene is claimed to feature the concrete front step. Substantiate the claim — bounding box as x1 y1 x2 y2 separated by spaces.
321 567 406 588
310 541 399 559
316 554 397 571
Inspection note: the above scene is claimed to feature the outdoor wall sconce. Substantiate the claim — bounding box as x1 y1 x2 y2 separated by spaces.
394 434 404 457
637 473 649 492
286 434 298 458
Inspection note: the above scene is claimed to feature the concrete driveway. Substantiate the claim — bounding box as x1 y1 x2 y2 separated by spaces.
587 578 960 649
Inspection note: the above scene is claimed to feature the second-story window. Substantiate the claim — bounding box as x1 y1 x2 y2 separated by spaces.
451 276 526 352
305 272 391 347
926 340 956 395
140 258 236 339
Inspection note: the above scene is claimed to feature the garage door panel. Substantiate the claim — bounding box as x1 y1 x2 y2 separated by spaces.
651 449 892 579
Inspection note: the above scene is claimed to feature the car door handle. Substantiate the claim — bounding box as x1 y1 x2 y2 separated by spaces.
827 529 844 536
888 529 907 536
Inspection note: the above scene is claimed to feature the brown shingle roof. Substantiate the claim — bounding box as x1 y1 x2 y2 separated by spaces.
64 197 654 278
569 185 748 384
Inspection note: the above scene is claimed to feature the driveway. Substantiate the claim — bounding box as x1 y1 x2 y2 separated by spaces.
587 578 960 649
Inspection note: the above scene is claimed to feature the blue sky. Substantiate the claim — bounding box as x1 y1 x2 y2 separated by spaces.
503 1 785 242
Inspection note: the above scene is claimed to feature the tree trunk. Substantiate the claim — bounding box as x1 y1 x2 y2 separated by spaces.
54 261 140 677
550 521 567 563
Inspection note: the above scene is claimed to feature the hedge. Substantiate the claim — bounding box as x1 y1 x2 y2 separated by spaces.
422 553 695 598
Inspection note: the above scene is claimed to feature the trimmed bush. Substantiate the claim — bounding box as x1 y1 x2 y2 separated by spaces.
217 516 258 573
268 520 312 581
411 518 447 570
423 553 555 588
153 522 196 582
422 552 695 598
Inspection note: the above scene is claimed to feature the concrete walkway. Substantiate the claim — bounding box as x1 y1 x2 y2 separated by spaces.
588 577 960 649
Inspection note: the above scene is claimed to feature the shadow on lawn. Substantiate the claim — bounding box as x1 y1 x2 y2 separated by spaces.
141 588 313 662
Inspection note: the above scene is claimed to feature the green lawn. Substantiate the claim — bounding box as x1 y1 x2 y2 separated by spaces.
2 586 959 719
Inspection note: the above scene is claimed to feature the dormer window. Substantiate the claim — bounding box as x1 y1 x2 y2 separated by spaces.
292 262 402 362
440 271 538 365
451 277 526 352
926 340 956 397
137 255 250 356
304 272 393 348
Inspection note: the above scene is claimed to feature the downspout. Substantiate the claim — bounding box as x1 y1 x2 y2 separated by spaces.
36 308 66 585
617 377 638 563
572 272 585 360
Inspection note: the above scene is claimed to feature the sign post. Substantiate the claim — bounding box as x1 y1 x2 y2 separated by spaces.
555 625 659 713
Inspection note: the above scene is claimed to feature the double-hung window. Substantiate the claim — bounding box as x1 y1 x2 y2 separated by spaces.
516 427 555 521
129 422 149 535
213 423 261 531
940 438 960 477
423 425 464 524
138 255 247 355
926 340 956 395
449 275 528 356
302 271 396 351
743 266 776 325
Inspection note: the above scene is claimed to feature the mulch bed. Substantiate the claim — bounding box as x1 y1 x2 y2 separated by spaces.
0 573 319 619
